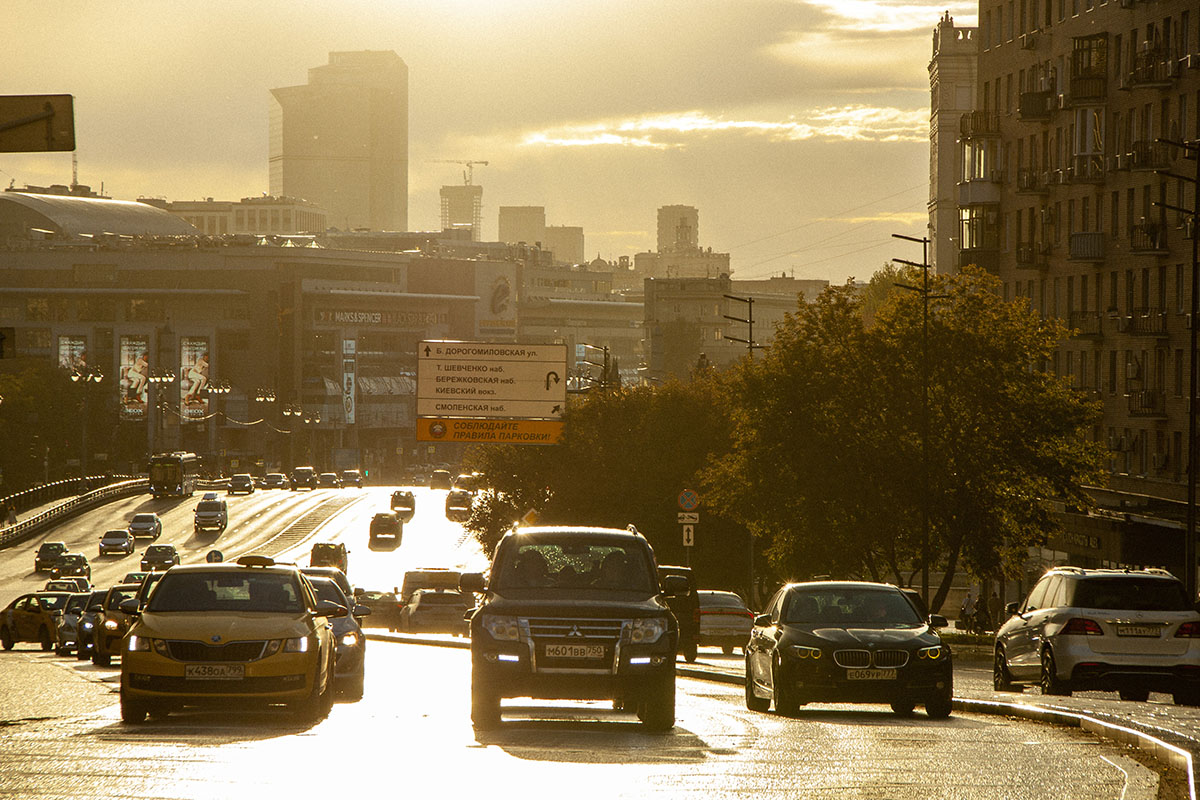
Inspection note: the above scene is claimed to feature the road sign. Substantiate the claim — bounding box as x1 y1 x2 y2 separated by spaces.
417 340 567 421
677 512 699 524
678 489 700 511
682 525 695 547
416 417 564 444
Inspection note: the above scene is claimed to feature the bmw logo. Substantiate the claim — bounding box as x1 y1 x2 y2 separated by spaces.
210 635 222 643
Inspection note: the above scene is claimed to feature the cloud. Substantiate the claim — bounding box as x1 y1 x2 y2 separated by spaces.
520 106 926 150
797 0 977 34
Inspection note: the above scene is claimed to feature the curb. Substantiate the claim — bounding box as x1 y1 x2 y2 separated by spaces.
368 633 1197 798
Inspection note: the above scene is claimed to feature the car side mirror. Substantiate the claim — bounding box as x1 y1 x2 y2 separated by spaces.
661 575 688 598
88 603 103 612
316 600 347 618
460 573 487 593
928 614 949 628
1005 601 1019 617
118 599 141 616
353 605 371 617
753 613 771 627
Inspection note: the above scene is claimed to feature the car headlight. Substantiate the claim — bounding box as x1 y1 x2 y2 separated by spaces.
340 632 360 647
104 619 119 631
127 635 152 652
283 636 309 653
629 617 666 645
481 615 521 641
786 644 823 660
917 645 948 660
80 620 93 631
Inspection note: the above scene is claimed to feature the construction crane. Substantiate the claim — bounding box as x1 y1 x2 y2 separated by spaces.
430 159 489 185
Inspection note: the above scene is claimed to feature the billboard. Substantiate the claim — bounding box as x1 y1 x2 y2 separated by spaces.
342 339 356 425
119 335 149 420
57 335 87 371
179 336 210 421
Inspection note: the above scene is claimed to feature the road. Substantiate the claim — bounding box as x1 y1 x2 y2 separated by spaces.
0 486 1185 798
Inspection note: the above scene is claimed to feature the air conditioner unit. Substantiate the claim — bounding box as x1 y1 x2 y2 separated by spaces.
1021 33 1038 50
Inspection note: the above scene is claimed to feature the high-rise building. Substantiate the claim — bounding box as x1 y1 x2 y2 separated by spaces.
270 50 409 232
542 225 585 264
441 184 483 241
657 205 699 253
928 13 978 274
944 0 1200 579
498 206 546 245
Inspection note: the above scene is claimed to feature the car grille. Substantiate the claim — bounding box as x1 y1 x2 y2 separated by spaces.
525 617 624 642
166 640 269 662
127 673 305 694
833 649 910 669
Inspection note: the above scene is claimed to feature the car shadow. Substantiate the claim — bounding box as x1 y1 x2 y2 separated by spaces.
472 709 711 763
367 537 402 552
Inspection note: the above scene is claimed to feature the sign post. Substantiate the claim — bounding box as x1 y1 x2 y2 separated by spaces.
678 489 700 566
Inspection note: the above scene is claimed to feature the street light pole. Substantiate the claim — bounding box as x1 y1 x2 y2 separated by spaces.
148 369 176 457
69 366 104 487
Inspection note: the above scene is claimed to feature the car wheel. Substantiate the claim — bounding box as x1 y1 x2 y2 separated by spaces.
683 640 698 663
744 656 770 712
342 674 365 702
992 646 1017 692
890 699 915 716
75 642 89 660
0 627 13 651
772 659 800 716
1039 648 1071 696
925 684 953 719
92 643 111 667
38 626 53 652
722 645 734 656
295 655 334 722
1172 687 1200 706
1118 687 1150 702
120 691 147 724
471 674 502 730
638 668 676 731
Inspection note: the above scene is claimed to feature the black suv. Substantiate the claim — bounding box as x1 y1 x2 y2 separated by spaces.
658 565 699 662
35 541 68 573
461 526 685 731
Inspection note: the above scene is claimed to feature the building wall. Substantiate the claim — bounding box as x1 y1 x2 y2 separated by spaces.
498 206 545 246
157 197 329 236
928 14 978 274
542 225 585 264
657 205 699 252
440 185 483 241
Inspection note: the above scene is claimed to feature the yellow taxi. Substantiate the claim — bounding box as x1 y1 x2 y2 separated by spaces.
119 555 342 724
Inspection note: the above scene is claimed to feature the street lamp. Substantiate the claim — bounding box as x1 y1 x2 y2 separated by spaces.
579 343 611 391
148 369 176 456
69 366 104 486
206 379 231 474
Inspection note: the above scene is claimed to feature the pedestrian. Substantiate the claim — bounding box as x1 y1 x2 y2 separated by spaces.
961 591 977 632
4 502 15 526
987 590 1003 631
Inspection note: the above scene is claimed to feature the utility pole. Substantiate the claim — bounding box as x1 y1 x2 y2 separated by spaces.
1155 137 1200 598
723 293 765 605
893 233 947 610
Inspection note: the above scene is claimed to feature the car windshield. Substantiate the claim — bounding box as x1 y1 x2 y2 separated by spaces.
197 501 222 512
106 587 138 609
1071 577 1191 611
132 515 155 523
308 578 348 606
60 555 85 565
782 587 922 628
147 546 172 556
36 593 72 611
148 572 304 613
493 538 655 592
39 543 65 554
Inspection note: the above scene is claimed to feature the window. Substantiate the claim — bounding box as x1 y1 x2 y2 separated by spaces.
1108 349 1117 393
1175 349 1184 397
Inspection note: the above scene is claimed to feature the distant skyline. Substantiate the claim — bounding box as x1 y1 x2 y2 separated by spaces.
1 0 976 282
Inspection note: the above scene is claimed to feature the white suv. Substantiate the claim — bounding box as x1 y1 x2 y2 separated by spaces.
993 566 1200 704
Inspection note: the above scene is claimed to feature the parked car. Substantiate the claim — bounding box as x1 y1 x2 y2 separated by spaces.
310 542 348 575
193 496 228 534
306 576 369 700
34 541 68 573
400 589 470 635
390 490 416 522
369 512 402 543
429 469 453 490
993 566 1200 704
1 592 73 651
54 592 91 655
262 472 289 490
356 589 403 631
44 577 89 592
92 583 142 666
341 469 363 488
127 513 162 540
99 529 136 556
228 474 255 494
659 565 699 662
51 553 92 582
445 489 473 523
140 543 181 572
318 472 342 489
745 581 953 718
697 590 755 654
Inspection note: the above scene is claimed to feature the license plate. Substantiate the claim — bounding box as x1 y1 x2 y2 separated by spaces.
847 668 897 680
185 663 244 680
1115 625 1161 637
544 644 605 659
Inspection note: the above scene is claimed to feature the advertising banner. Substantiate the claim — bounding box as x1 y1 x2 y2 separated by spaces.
119 335 150 420
179 336 210 421
57 335 87 371
342 338 356 425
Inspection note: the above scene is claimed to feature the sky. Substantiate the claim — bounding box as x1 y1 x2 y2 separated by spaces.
1 0 977 284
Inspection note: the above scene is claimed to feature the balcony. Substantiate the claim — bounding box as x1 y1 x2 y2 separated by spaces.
1016 168 1049 194
1129 140 1173 171
1119 307 1168 336
959 111 1000 139
1015 242 1048 270
1125 49 1179 89
1019 90 1054 122
1068 310 1103 337
1071 155 1105 184
1127 390 1167 418
1068 231 1105 261
957 175 1003 205
1069 75 1108 104
1130 222 1168 254
957 248 1000 272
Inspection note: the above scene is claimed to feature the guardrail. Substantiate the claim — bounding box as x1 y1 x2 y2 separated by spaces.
0 477 230 550
0 474 142 516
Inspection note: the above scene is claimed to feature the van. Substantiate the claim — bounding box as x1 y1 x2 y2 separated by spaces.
194 497 228 533
291 466 316 490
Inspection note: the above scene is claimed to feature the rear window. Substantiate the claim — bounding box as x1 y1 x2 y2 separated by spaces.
60 555 85 565
418 593 466 605
1070 577 1190 611
37 594 71 611
700 592 747 609
106 587 137 609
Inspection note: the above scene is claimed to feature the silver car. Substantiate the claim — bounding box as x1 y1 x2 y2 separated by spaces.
127 513 162 540
993 566 1200 704
100 529 135 556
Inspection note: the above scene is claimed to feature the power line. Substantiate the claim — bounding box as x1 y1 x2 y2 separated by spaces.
730 183 926 250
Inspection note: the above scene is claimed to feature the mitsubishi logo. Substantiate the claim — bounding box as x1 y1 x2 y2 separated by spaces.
567 626 584 638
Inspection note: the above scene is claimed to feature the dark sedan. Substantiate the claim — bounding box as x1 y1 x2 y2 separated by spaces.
745 581 953 718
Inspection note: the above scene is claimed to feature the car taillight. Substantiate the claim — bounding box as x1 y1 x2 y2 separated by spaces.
1175 621 1200 638
1060 617 1103 635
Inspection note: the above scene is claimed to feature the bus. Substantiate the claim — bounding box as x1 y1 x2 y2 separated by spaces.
148 451 201 497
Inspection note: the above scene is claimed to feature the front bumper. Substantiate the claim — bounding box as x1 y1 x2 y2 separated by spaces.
776 653 953 704
122 649 317 704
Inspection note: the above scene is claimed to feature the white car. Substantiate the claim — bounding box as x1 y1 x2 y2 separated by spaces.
99 529 135 556
993 566 1200 705
696 590 754 654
